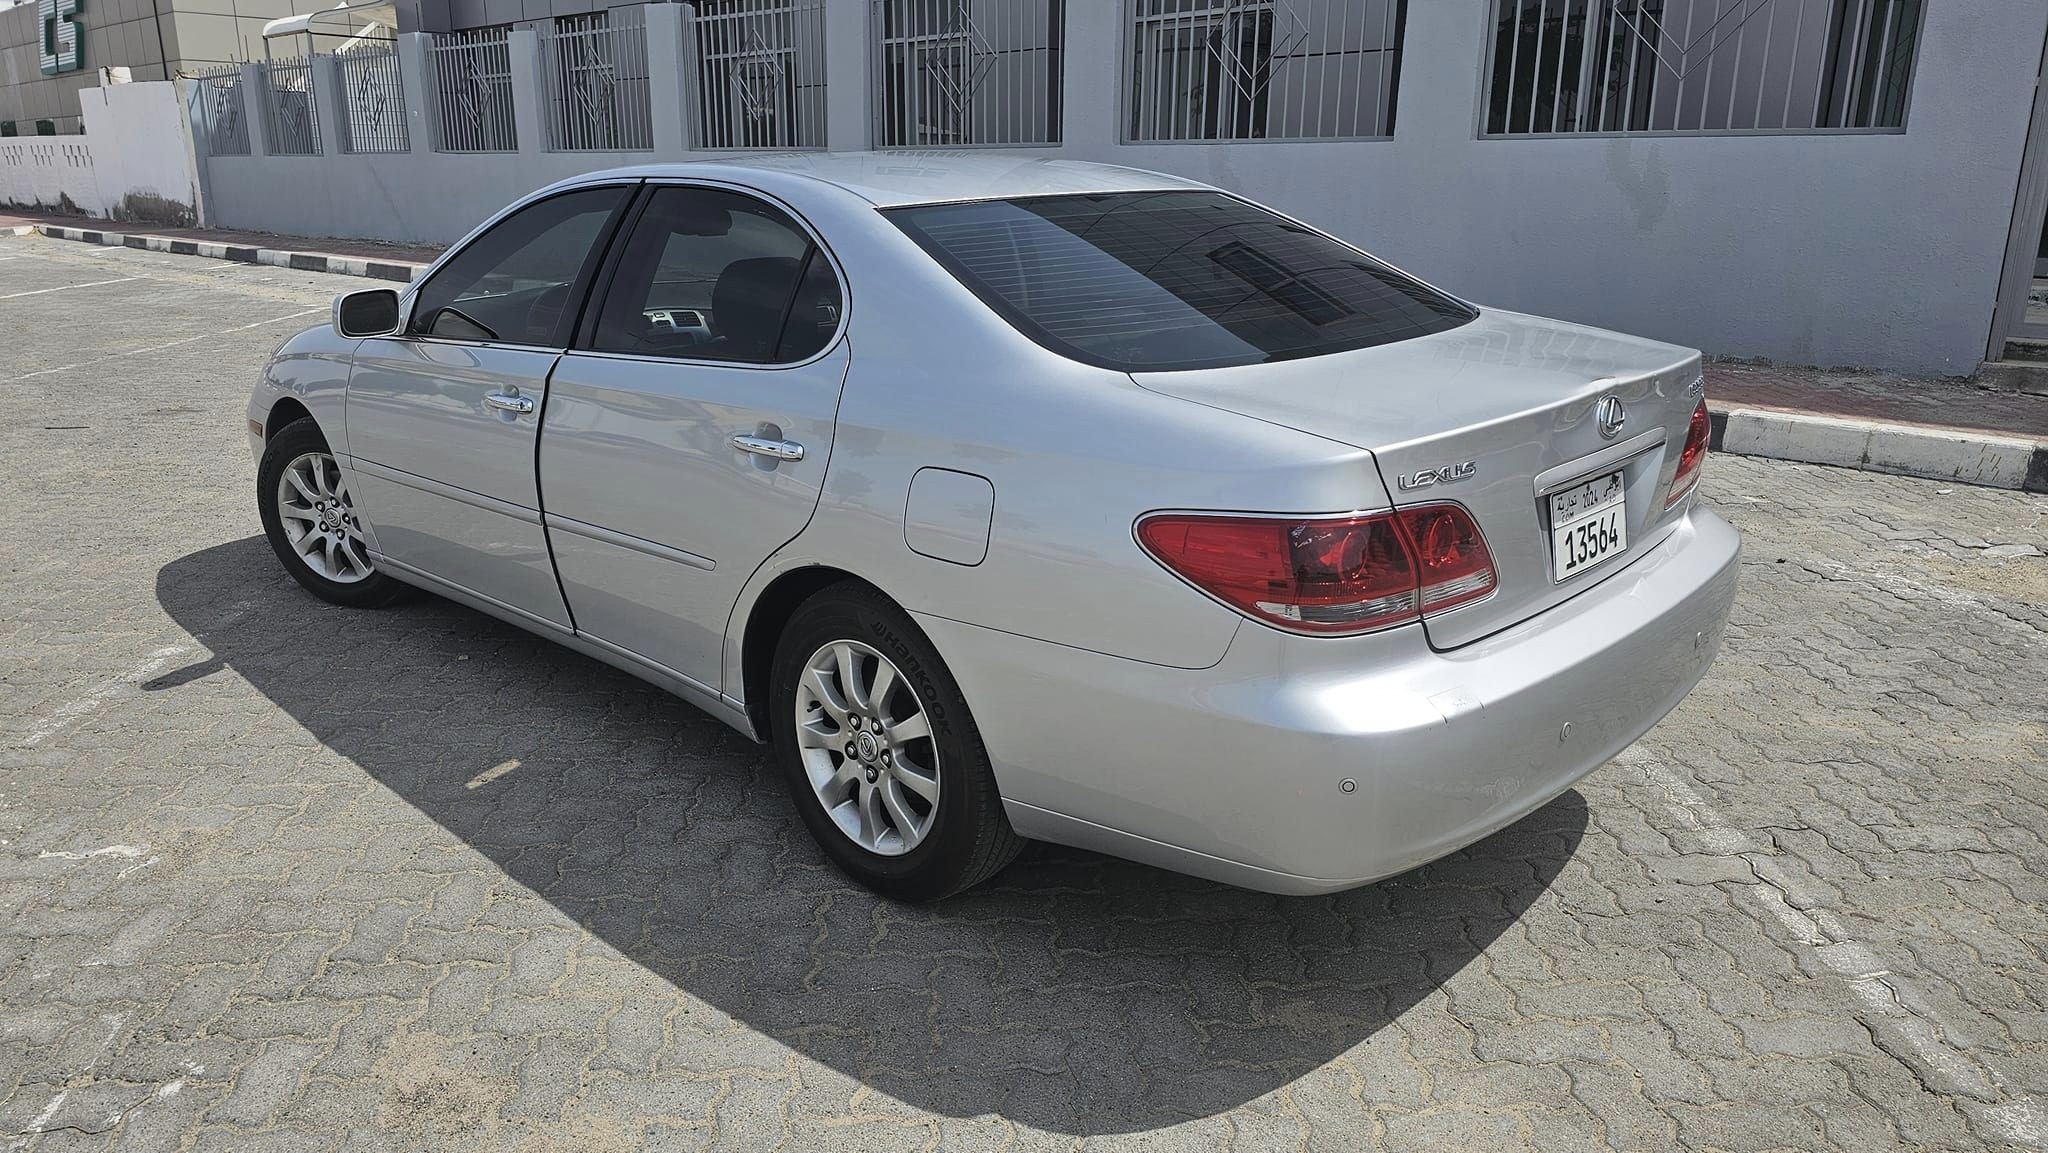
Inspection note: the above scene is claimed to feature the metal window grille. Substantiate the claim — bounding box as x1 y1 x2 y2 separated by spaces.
873 0 1063 147
1484 0 1926 135
1126 0 1404 142
540 9 653 151
333 45 410 153
431 27 518 151
261 56 321 155
692 0 827 150
194 65 249 155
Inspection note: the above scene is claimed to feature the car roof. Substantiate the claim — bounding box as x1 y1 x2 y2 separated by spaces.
565 152 1213 208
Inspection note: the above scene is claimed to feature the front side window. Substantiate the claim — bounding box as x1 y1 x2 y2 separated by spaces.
410 186 628 346
591 186 842 364
889 190 1474 372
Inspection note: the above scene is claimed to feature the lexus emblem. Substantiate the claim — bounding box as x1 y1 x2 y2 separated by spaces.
1595 395 1627 440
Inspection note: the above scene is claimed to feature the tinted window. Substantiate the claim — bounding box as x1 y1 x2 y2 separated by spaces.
411 186 627 346
591 186 839 364
775 248 843 362
888 191 1475 371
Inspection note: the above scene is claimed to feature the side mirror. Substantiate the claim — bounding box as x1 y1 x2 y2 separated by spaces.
334 288 402 338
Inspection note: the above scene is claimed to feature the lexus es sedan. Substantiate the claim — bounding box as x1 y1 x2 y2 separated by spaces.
247 154 1738 900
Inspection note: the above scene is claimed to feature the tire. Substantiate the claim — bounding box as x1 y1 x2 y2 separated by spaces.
769 582 1025 900
257 416 412 609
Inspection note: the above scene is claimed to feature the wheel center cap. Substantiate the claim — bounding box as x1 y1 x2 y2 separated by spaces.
854 730 881 762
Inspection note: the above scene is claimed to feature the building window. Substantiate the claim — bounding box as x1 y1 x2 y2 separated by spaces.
1484 0 1925 135
694 0 828 150
874 0 1064 147
1126 0 1406 142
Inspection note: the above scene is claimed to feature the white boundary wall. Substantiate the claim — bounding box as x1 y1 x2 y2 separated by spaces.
178 1 2048 376
0 137 103 215
2 80 205 224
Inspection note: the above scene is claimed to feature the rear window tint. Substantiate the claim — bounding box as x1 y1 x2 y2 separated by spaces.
887 191 1475 372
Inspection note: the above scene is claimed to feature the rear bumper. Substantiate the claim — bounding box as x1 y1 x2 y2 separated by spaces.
918 505 1740 894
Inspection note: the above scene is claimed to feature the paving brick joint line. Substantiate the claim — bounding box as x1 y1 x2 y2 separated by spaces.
1 232 2045 1151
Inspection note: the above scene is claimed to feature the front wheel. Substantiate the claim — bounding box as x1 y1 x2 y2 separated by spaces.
769 583 1024 900
257 416 411 608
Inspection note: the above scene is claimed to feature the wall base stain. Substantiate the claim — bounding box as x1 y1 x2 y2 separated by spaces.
114 191 196 228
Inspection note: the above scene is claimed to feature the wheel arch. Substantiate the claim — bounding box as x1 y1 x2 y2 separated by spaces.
737 564 889 739
264 396 316 441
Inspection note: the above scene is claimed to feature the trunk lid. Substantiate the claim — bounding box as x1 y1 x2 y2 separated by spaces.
1130 309 1705 649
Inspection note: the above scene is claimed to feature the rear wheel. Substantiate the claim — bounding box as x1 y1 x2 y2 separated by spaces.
257 416 411 608
769 583 1024 900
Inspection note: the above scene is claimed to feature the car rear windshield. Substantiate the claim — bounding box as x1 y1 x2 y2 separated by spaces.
886 191 1476 372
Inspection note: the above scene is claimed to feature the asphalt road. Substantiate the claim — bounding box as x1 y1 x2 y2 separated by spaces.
2 234 2046 1152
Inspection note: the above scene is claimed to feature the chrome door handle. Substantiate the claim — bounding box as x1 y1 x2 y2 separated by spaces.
731 434 805 462
484 392 535 415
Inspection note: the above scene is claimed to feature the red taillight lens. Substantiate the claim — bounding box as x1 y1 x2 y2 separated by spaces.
1666 400 1710 509
1136 504 1495 635
1396 504 1498 613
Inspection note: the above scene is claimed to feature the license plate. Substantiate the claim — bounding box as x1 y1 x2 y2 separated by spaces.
1550 470 1628 581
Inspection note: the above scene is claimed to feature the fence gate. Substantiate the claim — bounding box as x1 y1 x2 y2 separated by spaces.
261 56 321 155
430 28 518 151
194 65 250 155
541 10 654 151
1125 0 1406 141
874 0 1064 147
693 0 828 149
334 45 410 153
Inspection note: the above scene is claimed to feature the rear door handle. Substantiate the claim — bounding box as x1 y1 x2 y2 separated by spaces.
731 434 805 462
484 391 535 414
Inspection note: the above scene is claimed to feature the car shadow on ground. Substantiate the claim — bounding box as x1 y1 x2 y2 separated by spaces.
157 538 1587 1136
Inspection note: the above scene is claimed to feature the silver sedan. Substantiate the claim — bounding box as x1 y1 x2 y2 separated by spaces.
246 154 1738 900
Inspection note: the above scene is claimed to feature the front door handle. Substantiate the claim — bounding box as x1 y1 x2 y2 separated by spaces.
484 391 535 415
731 434 805 462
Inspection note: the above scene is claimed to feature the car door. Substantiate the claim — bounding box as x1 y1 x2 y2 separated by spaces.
541 182 849 692
344 184 634 629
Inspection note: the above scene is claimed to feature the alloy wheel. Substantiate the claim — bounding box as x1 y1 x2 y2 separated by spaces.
276 451 373 584
793 639 941 856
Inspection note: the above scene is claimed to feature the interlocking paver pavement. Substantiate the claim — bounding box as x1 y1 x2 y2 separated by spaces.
2 234 2045 1151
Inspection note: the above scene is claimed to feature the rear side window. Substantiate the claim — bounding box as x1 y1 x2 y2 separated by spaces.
590 186 841 365
887 191 1475 372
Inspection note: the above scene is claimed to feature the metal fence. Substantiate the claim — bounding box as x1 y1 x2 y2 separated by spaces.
430 27 518 151
1483 0 1926 135
193 65 249 156
334 44 410 153
1125 0 1405 141
260 56 321 155
874 0 1062 147
540 10 654 151
692 0 828 149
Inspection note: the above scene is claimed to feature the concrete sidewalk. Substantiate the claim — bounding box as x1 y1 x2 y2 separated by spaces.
1707 363 2047 494
7 212 2044 492
0 210 437 281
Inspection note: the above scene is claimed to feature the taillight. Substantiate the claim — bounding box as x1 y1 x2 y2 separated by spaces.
1136 504 1496 635
1666 400 1710 509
